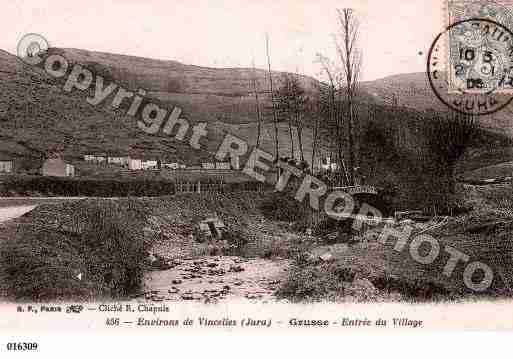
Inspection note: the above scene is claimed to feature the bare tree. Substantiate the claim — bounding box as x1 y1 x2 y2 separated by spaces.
316 53 350 184
334 8 362 185
292 74 307 163
250 59 262 147
275 74 310 163
310 82 322 173
275 75 295 160
265 34 280 161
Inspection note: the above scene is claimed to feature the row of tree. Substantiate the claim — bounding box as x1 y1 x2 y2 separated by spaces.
247 8 477 208
246 9 362 186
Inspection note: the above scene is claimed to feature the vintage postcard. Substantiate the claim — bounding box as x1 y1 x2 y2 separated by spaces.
1 0 513 356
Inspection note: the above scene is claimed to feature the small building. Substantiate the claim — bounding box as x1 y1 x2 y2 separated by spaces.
201 162 215 170
0 159 13 173
321 156 338 171
231 155 240 170
107 155 130 167
162 163 179 170
41 158 75 177
142 160 158 170
84 154 106 163
128 158 142 170
216 162 231 170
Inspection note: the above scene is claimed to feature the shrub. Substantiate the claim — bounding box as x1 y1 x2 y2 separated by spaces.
260 191 310 222
371 274 452 302
0 176 177 197
276 264 344 302
0 200 150 301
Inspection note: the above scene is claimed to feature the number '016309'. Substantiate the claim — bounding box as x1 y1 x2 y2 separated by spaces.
6 342 38 351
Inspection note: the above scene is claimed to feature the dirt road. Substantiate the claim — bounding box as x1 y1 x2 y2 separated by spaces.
0 205 37 223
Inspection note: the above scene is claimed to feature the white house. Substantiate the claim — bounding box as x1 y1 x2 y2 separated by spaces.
216 162 231 170
162 163 179 170
84 154 106 163
321 156 338 171
128 158 142 170
66 164 75 177
0 160 13 173
231 155 240 170
107 156 130 167
201 162 215 170
142 160 158 170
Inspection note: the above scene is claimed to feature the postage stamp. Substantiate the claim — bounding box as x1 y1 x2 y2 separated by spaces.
446 0 513 94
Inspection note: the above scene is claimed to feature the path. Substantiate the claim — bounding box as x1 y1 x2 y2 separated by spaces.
0 205 37 223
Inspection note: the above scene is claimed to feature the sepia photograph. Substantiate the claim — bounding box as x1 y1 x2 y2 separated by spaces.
1 1 513 353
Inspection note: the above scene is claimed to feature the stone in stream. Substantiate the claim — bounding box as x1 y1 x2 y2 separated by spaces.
203 289 221 297
245 293 263 300
181 293 194 300
172 279 183 285
229 264 244 273
207 268 225 276
181 291 203 300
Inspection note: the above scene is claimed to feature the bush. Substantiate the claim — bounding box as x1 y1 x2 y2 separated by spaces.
371 274 452 302
260 191 310 222
0 200 150 301
276 263 345 302
0 175 178 197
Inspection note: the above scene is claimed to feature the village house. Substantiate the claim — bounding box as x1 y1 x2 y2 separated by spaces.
107 155 130 167
215 162 231 170
0 158 14 173
231 155 240 170
320 156 338 172
162 162 180 170
128 158 143 170
142 160 158 170
201 162 215 170
84 154 106 163
41 158 75 177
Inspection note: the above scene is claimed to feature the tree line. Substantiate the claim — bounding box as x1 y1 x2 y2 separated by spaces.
247 8 477 213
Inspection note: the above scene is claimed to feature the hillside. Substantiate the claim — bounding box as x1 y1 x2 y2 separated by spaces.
0 48 326 168
361 72 513 139
0 46 511 194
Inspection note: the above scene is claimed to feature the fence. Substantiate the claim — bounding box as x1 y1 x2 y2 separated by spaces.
0 175 270 197
174 181 268 193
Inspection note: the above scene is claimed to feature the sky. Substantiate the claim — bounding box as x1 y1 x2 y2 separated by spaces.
0 0 443 82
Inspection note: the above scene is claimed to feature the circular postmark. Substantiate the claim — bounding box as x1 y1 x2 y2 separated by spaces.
16 33 49 65
427 18 513 116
